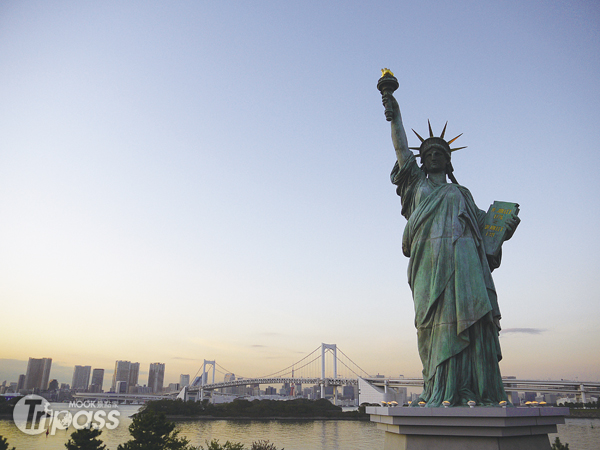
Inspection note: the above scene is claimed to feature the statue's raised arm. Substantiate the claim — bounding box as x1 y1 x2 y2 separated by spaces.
377 70 412 168
385 94 413 168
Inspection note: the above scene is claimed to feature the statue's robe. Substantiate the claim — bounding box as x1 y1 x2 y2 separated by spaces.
392 155 508 406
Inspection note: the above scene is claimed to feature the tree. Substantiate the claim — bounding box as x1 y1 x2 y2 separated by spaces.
250 440 283 450
199 439 283 450
117 410 196 450
201 440 244 450
0 436 15 450
65 427 106 450
551 437 570 450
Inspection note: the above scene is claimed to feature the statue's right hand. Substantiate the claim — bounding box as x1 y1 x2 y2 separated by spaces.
382 93 399 120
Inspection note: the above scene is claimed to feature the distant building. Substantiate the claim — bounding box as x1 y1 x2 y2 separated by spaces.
116 381 128 394
111 361 130 392
90 369 104 393
17 375 26 392
167 383 180 393
357 378 406 405
72 366 92 391
128 363 140 388
180 374 190 387
24 357 52 391
111 361 140 393
136 385 152 394
148 363 165 393
502 376 520 405
222 373 235 394
306 385 320 399
128 363 140 393
410 392 421 403
342 385 355 399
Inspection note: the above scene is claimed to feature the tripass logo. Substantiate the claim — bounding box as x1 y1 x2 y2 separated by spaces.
13 394 120 435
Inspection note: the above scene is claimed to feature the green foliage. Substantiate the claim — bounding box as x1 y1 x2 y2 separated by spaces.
197 439 284 450
65 427 106 450
250 440 283 450
117 410 196 450
143 397 346 419
0 435 16 450
139 398 214 417
201 440 245 450
551 437 570 450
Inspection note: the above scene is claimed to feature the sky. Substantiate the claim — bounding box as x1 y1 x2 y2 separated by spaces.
1 0 599 390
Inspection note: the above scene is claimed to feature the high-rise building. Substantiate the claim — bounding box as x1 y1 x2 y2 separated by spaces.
180 374 190 387
128 362 140 389
90 369 104 393
24 358 52 391
167 383 180 393
17 374 26 392
224 373 235 383
72 366 91 391
116 381 128 394
222 373 235 394
111 361 131 392
148 363 165 393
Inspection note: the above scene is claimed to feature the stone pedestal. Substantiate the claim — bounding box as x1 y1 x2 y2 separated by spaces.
366 406 569 450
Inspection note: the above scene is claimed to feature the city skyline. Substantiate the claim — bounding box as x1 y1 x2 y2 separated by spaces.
1 2 599 385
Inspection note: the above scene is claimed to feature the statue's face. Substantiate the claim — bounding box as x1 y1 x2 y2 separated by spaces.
422 148 448 174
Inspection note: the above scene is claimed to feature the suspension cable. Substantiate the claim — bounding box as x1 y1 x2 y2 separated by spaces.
258 345 321 378
337 347 371 377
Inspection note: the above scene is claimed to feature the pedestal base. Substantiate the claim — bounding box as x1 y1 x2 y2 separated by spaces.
382 433 552 450
367 406 569 450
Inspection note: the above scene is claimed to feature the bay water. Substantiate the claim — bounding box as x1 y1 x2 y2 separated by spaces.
0 404 598 449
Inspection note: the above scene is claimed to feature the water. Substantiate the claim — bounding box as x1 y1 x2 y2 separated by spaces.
0 404 598 449
550 418 600 450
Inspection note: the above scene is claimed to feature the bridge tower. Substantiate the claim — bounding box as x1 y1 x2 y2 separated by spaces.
321 343 337 400
200 360 216 401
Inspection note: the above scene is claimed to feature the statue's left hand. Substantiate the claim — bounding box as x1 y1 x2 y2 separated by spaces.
504 214 520 241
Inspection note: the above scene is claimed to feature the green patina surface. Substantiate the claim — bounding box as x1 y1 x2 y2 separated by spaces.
379 75 519 407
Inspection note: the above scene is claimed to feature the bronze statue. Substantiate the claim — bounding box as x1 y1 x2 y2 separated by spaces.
379 70 520 407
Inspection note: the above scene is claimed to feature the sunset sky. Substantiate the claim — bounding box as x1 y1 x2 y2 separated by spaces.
1 1 599 390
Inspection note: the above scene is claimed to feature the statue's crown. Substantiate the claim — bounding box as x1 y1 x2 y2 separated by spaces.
409 121 466 159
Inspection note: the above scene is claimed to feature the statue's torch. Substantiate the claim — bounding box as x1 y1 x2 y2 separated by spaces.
377 68 399 121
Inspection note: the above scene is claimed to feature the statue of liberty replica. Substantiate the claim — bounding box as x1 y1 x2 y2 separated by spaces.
378 70 520 407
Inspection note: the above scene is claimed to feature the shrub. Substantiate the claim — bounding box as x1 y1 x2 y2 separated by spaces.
551 437 570 450
117 410 196 450
0 436 15 450
251 440 283 450
201 440 245 450
65 427 106 450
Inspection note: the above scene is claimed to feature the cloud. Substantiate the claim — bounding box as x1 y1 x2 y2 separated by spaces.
172 356 201 361
501 328 545 335
250 345 267 348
